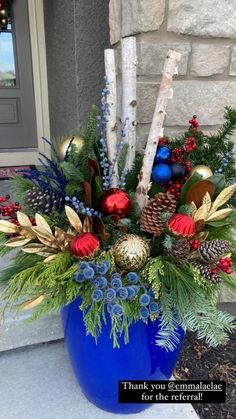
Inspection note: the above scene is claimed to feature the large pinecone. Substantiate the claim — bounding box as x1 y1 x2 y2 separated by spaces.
194 262 221 284
140 192 176 236
169 238 190 264
26 187 64 214
199 240 230 263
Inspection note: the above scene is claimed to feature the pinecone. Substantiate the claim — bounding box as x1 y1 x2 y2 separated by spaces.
194 262 221 284
140 192 176 236
199 240 230 263
169 238 190 264
26 187 64 214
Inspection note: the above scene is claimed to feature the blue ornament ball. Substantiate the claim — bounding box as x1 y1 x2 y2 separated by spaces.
152 164 172 184
155 145 171 163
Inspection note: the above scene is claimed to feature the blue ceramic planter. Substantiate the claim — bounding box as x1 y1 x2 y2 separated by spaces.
61 297 185 414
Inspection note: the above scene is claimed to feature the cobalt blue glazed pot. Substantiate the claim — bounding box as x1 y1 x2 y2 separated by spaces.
61 297 185 414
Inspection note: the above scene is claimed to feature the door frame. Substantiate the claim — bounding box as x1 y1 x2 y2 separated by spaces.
0 0 51 166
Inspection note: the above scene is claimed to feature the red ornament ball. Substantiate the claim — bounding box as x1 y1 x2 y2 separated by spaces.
100 188 131 217
70 232 99 258
167 214 195 238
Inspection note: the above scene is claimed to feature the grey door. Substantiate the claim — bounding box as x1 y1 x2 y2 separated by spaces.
0 0 37 150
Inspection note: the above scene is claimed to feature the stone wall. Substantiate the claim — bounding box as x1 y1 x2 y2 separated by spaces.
44 0 110 137
109 0 236 147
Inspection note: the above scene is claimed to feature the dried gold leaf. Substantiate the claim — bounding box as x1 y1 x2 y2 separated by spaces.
22 243 47 253
32 227 55 241
20 295 45 311
0 220 18 233
83 216 92 233
209 185 236 215
20 226 36 238
65 205 82 233
194 204 209 222
35 213 52 234
43 254 58 263
54 227 66 242
190 201 197 217
202 192 212 213
36 234 59 249
5 237 32 247
206 208 233 222
17 211 32 227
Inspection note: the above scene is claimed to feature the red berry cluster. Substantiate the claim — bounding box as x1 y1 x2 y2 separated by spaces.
0 195 21 224
167 180 187 198
212 257 233 275
158 137 169 146
184 137 197 153
189 239 200 250
189 115 199 130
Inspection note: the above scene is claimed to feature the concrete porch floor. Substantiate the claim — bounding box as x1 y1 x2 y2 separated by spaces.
0 340 199 419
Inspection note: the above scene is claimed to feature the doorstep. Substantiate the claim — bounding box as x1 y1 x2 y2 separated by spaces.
0 341 199 419
0 310 63 352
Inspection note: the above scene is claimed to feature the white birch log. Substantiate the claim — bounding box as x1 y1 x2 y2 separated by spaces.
104 49 119 187
136 50 182 210
121 36 137 172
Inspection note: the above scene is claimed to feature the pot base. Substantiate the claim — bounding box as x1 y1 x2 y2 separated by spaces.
61 297 185 414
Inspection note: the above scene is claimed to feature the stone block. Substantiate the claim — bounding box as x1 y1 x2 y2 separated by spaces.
167 0 236 39
137 42 191 75
230 47 236 76
137 81 236 125
190 44 230 77
122 0 165 37
109 0 121 45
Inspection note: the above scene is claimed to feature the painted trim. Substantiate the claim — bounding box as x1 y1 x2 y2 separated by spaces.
0 0 51 166
28 0 51 157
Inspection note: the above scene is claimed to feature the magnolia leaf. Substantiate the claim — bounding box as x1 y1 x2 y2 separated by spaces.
43 254 58 263
83 216 92 233
195 219 205 233
65 205 83 233
5 237 32 247
35 213 52 234
209 185 236 215
0 220 18 234
202 192 212 213
206 208 233 222
180 172 202 204
193 204 209 222
20 295 45 311
17 211 32 227
186 180 215 208
32 227 55 241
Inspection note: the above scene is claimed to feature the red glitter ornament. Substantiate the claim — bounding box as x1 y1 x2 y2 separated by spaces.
70 233 100 258
100 188 131 218
167 214 196 238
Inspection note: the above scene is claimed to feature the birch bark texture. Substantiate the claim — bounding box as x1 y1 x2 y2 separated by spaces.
104 49 119 187
121 36 137 172
136 50 182 210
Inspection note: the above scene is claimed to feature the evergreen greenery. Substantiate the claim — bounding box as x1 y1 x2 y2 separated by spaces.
0 106 236 352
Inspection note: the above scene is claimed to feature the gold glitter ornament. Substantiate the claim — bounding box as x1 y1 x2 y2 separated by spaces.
57 136 84 160
113 234 150 271
190 165 213 179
